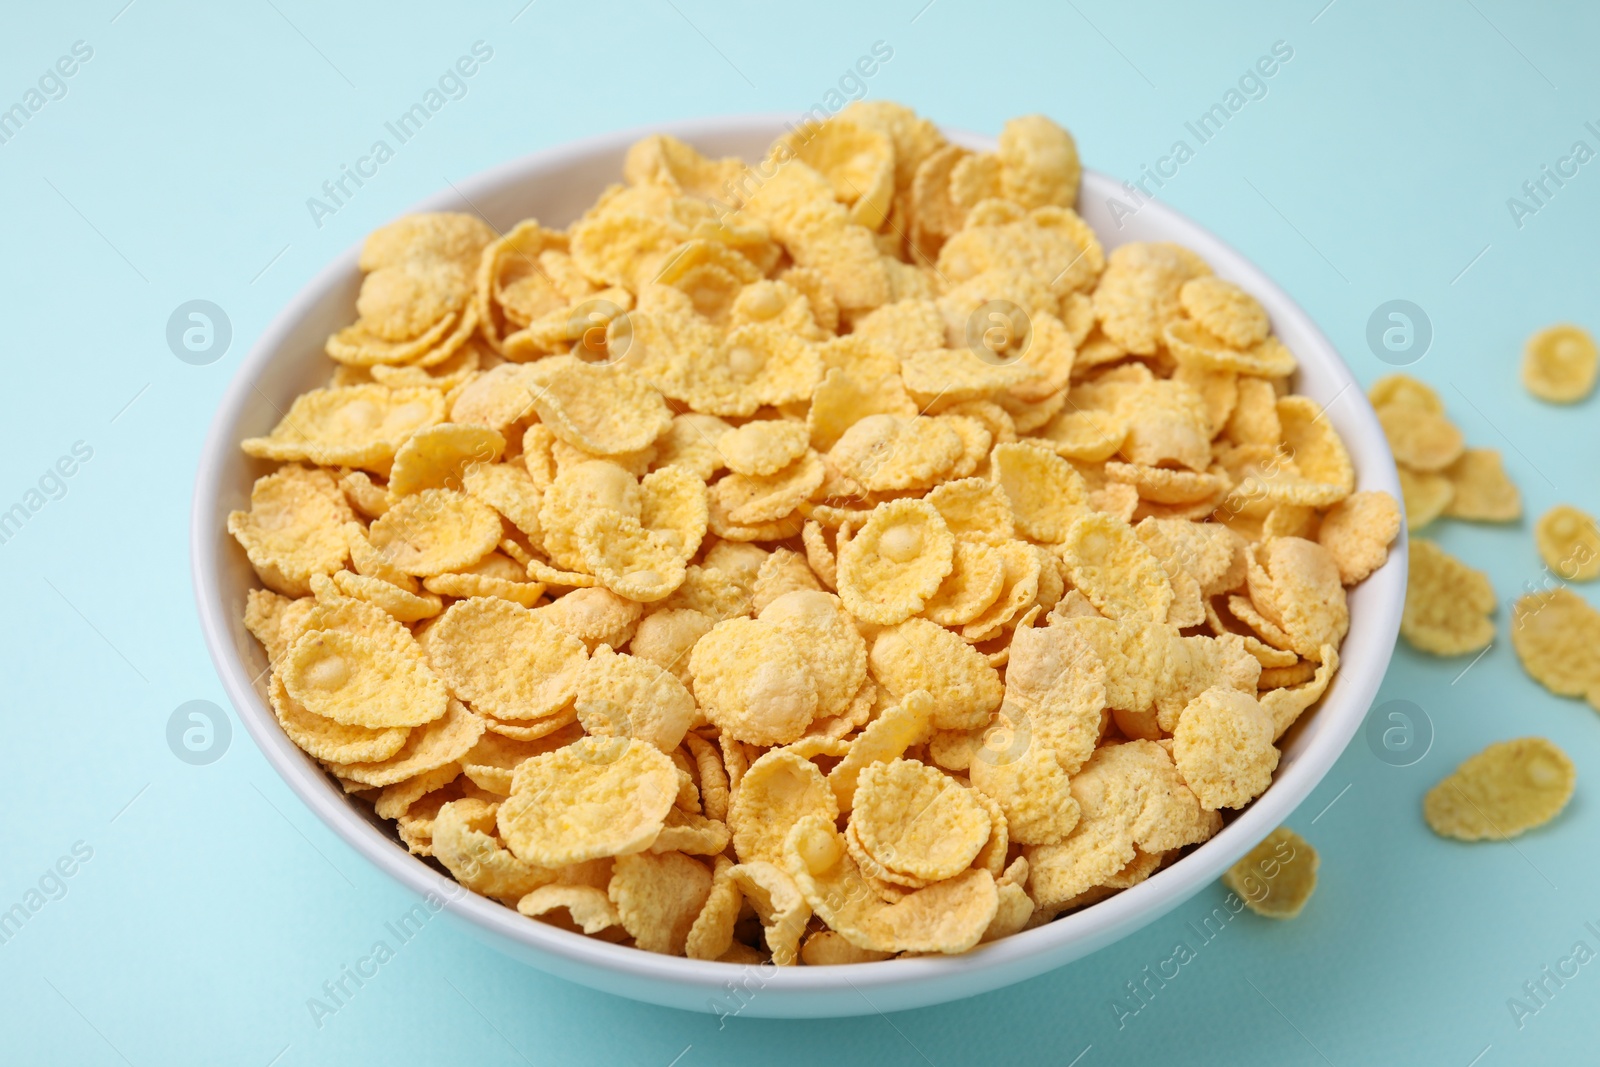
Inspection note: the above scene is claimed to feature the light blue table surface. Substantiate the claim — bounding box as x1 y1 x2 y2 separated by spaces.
3 1 1598 1063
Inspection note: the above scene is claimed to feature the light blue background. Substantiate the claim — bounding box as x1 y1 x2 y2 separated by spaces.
3 1 1598 1063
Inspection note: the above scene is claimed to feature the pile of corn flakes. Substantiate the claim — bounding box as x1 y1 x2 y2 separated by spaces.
233 104 1402 962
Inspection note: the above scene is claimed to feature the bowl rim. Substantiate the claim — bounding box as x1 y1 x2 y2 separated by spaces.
192 111 1406 1014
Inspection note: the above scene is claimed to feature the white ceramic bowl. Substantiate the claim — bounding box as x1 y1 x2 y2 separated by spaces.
192 114 1406 1018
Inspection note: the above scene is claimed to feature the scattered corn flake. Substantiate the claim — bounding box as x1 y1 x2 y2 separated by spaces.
480 709 580 742
1278 397 1354 499
242 386 446 471
1026 740 1217 913
829 690 934 811
422 552 545 608
1261 645 1337 741
997 114 1081 211
683 734 730 823
1377 405 1464 473
1258 660 1317 689
969 741 1079 846
1430 452 1511 527
652 413 732 481
1402 539 1495 656
539 459 642 572
1522 323 1598 404
575 510 688 602
1424 737 1575 841
1396 466 1455 529
460 728 577 796
1248 537 1349 660
629 608 714 685
740 157 891 311
749 548 820 615
651 808 731 856
528 362 672 457
1002 619 1107 774
784 815 998 954
718 419 811 476
1092 243 1211 356
1222 826 1318 919
1535 505 1600 581
1118 379 1213 472
807 367 919 454
1509 589 1600 703
707 488 807 542
328 697 483 790
338 470 390 518
684 858 741 961
1368 373 1443 413
461 461 543 543
330 569 442 622
712 450 825 525
927 477 1015 545
728 861 813 966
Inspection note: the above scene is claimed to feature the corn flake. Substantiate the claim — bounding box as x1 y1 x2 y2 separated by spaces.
1522 323 1598 404
428 597 588 720
1402 539 1495 656
689 617 818 745
1535 505 1600 581
1222 826 1318 919
1424 737 1575 841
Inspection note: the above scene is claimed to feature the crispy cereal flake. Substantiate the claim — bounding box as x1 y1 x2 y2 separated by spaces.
1424 738 1575 841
